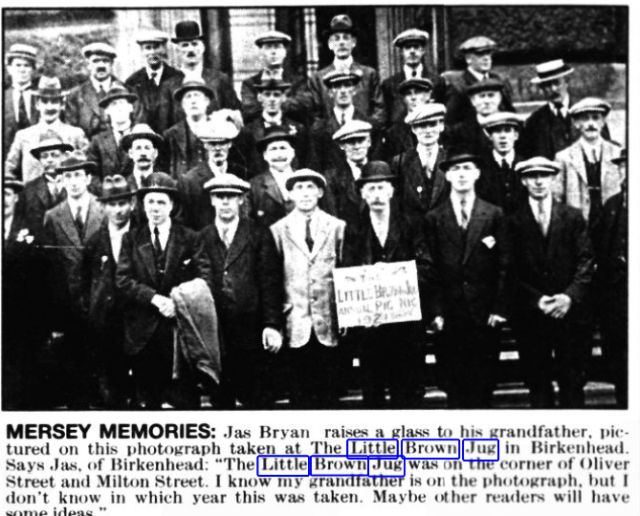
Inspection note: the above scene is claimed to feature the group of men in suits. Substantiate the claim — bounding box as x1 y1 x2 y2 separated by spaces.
2 13 627 409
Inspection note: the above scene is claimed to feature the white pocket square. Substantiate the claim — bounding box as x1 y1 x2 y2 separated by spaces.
482 236 496 249
183 258 192 266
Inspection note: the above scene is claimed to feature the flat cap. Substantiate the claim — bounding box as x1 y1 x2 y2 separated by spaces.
30 130 74 159
56 152 98 175
398 78 433 95
82 42 117 59
569 97 611 117
439 151 482 171
515 157 561 176
195 120 239 142
481 111 522 131
255 30 291 46
322 70 362 88
393 28 430 47
135 28 170 45
204 173 250 195
137 172 178 197
254 78 292 92
5 43 38 65
465 78 504 96
173 79 214 102
98 84 137 109
405 103 446 125
324 14 357 38
332 120 373 142
531 59 574 85
355 161 396 187
285 169 327 191
121 123 164 150
459 36 497 54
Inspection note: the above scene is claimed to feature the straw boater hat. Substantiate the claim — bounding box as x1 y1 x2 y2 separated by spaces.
515 157 561 176
530 59 574 85
203 174 250 195
5 43 38 65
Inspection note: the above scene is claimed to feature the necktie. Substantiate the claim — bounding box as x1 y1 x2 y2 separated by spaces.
149 71 158 85
74 205 84 238
221 226 231 249
459 198 469 230
340 112 346 126
537 201 547 236
501 159 510 176
17 90 29 128
97 85 106 100
153 226 162 255
304 217 314 251
592 148 599 164
411 69 417 78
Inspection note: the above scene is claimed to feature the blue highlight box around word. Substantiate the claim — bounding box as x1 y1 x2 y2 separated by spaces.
346 438 400 459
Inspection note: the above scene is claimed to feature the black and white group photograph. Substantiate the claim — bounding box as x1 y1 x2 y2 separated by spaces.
1 5 628 411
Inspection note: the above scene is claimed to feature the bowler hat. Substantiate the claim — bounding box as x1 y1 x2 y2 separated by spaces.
32 76 64 99
204 173 250 195
30 130 74 159
439 151 481 171
355 161 396 187
257 125 296 152
98 84 138 109
98 174 135 202
172 21 204 43
285 169 327 191
120 123 164 151
137 172 178 198
56 153 98 175
173 79 214 102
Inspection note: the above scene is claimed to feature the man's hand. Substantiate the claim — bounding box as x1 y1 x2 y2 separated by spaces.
537 295 556 315
548 294 572 319
431 316 444 332
151 295 175 318
262 327 283 353
487 314 507 327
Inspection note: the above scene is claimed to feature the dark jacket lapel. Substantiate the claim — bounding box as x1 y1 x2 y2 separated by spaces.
160 223 184 292
545 200 563 261
136 225 158 280
463 198 488 264
225 218 251 268
58 203 82 246
84 197 103 242
262 172 285 205
441 199 464 249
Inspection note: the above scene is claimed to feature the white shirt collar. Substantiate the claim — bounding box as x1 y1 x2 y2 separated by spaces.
109 220 130 261
493 149 516 167
181 63 204 82
67 194 91 219
467 67 488 82
209 160 228 176
403 63 424 80
91 76 112 93
292 207 320 238
369 209 390 247
133 168 152 189
263 111 283 126
333 56 353 72
4 214 14 240
580 138 603 161
146 63 164 84
37 118 63 131
417 144 438 171
347 158 366 180
549 95 570 116
529 194 552 219
148 218 172 249
333 104 355 123
215 216 239 243
270 168 293 200
450 191 476 225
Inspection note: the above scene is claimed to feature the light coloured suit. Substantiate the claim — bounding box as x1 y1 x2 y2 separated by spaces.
4 121 88 183
270 209 345 348
554 139 623 221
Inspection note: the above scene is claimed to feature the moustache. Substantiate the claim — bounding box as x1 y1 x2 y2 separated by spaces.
186 52 196 58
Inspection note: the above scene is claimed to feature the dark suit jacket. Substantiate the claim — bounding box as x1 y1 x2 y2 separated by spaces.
65 76 124 139
199 218 283 351
508 200 594 323
162 120 206 179
115 222 211 355
42 197 104 322
241 68 313 125
381 67 435 127
424 197 511 325
124 64 182 134
309 61 386 127
381 121 416 161
157 68 241 131
390 146 448 223
476 152 527 215
15 175 64 240
3 83 38 158
323 159 366 228
86 128 133 178
445 115 493 156
178 161 248 231
433 69 514 126
247 170 295 228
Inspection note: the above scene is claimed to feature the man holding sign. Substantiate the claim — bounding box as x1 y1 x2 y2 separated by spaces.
342 161 428 408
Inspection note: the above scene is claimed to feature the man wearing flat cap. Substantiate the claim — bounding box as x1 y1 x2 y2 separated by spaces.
247 126 299 228
42 153 105 407
509 157 594 408
157 21 241 131
241 31 312 125
381 78 434 159
244 79 311 172
124 28 181 134
423 151 510 408
4 43 39 158
342 161 429 408
65 42 123 139
199 174 283 408
82 175 137 407
553 97 623 233
14 131 72 240
382 29 434 128
476 111 527 215
116 172 212 408
270 169 346 409
86 84 138 182
309 14 385 127
5 76 87 183
178 119 248 230
433 35 514 125
391 103 449 224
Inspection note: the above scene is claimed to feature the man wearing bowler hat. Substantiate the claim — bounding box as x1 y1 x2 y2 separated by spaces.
247 125 298 228
270 169 346 409
433 35 514 125
5 76 87 183
423 151 510 408
241 30 312 125
158 21 241 131
509 157 594 408
86 84 138 180
342 161 429 408
309 14 385 127
391 103 449 224
82 175 137 407
66 42 123 139
42 153 105 407
124 28 182 134
476 111 527 215
199 174 283 408
14 131 72 240
553 97 623 232
116 172 211 408
382 29 434 128
4 43 39 158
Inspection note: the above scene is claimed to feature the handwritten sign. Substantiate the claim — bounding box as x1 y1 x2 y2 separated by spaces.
333 260 422 328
